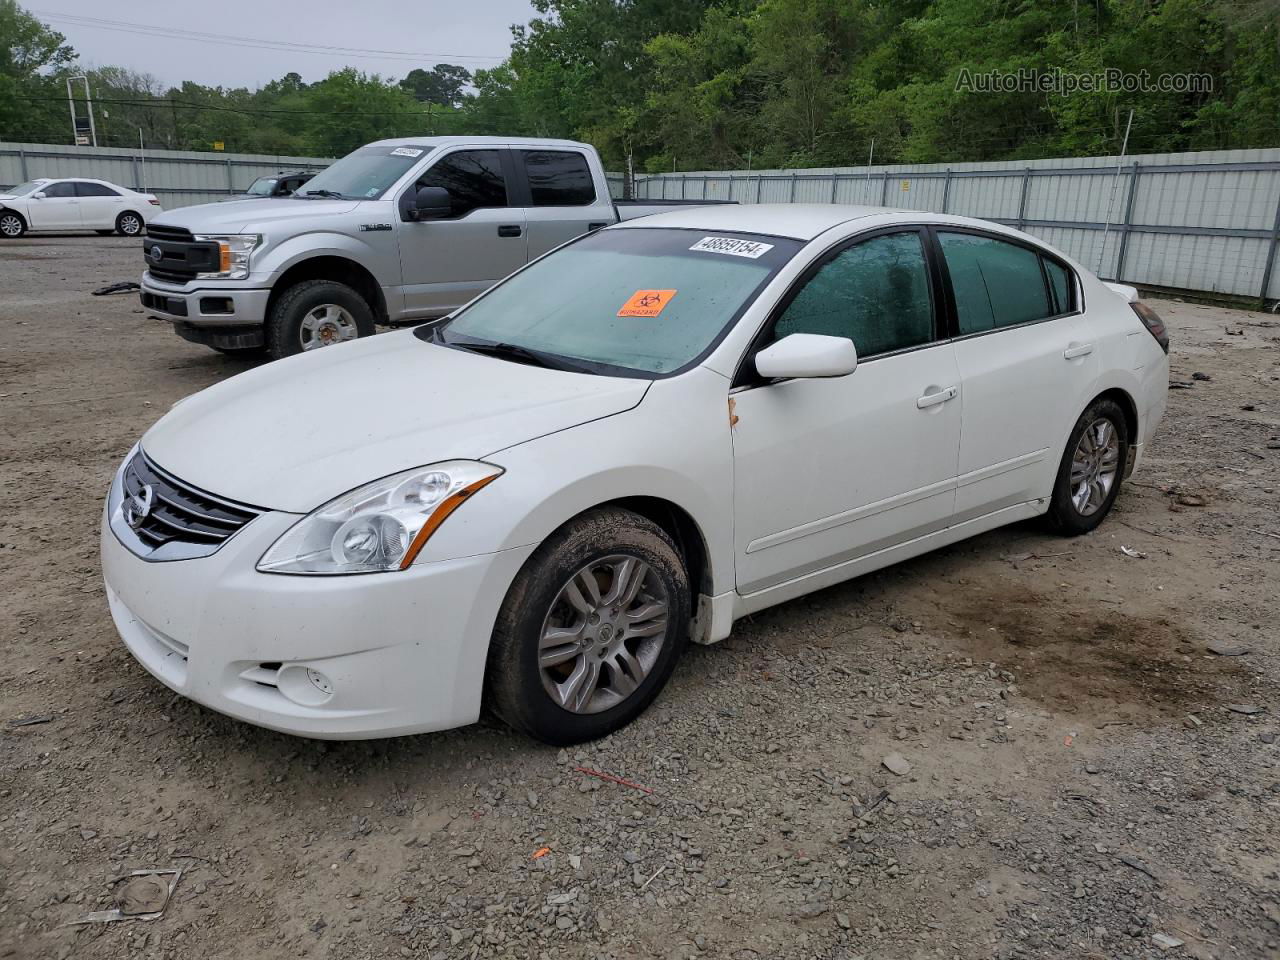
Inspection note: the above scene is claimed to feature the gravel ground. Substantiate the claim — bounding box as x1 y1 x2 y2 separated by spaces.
1 234 1278 960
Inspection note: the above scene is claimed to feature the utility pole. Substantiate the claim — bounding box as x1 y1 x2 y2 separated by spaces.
66 75 97 146
1097 108 1134 276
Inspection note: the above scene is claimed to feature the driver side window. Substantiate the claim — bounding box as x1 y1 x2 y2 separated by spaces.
42 182 76 198
415 150 508 219
773 231 934 358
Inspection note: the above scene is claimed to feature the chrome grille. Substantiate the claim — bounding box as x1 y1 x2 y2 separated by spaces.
121 451 261 552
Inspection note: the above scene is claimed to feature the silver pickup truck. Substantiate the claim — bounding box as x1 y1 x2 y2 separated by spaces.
140 136 721 359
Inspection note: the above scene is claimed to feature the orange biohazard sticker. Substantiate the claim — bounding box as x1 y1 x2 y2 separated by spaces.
617 289 677 318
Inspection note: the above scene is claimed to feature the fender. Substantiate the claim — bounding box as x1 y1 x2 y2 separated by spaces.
258 229 397 286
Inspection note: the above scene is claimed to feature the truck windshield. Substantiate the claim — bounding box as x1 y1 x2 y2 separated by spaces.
432 228 801 376
245 177 277 196
295 144 428 200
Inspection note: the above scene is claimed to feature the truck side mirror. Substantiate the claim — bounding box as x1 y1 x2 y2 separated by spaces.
410 186 452 221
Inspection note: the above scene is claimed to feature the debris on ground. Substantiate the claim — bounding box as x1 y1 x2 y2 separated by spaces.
881 753 912 776
67 869 181 925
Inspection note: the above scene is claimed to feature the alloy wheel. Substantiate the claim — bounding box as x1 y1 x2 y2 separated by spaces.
538 554 670 714
299 304 359 350
1069 416 1120 516
119 215 142 236
0 215 22 237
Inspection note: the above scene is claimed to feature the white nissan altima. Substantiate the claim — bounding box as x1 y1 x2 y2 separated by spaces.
102 204 1169 744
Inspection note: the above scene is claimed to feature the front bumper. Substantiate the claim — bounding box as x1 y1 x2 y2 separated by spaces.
101 474 535 739
141 274 272 328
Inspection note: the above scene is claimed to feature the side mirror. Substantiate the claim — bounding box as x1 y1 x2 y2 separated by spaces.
32 191 46 200
410 186 452 221
753 333 858 380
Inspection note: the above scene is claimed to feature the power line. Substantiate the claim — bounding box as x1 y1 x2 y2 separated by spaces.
30 9 509 64
12 93 448 119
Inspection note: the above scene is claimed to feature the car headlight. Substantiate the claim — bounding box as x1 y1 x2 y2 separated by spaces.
194 233 261 280
257 461 503 575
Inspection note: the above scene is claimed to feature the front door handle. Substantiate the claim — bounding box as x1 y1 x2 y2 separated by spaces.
497 224 522 238
1064 342 1094 360
916 385 958 409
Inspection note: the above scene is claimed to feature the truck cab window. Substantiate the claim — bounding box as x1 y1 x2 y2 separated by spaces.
416 150 508 218
522 151 595 206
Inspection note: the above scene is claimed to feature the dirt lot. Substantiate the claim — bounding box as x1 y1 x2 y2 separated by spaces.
1 234 1278 960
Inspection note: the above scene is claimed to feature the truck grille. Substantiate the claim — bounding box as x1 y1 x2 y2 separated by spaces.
122 450 262 551
144 224 220 284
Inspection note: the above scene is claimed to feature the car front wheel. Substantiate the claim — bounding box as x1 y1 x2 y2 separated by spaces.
1046 397 1129 534
486 507 690 745
0 212 26 238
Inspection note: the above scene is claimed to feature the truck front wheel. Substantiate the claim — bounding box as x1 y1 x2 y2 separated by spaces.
266 280 376 359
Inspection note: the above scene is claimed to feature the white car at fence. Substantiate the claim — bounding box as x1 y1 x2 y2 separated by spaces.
101 204 1170 745
0 177 160 238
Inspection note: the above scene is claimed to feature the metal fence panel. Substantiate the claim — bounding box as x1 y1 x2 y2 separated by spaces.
636 148 1280 302
1 141 333 210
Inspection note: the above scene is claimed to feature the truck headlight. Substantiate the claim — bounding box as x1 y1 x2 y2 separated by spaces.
257 461 503 575
194 233 261 280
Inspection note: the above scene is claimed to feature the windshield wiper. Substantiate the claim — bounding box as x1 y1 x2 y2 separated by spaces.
447 338 588 373
299 189 347 199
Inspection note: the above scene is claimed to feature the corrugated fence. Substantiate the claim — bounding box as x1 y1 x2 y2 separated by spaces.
0 141 334 209
0 141 628 209
637 148 1280 304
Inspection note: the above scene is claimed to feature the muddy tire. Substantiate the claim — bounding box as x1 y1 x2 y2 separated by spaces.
486 507 690 745
1045 397 1129 535
265 280 375 360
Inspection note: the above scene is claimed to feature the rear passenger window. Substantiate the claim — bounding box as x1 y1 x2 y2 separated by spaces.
416 150 508 218
522 151 595 206
1043 257 1073 314
75 182 120 197
772 231 934 358
938 232 1050 334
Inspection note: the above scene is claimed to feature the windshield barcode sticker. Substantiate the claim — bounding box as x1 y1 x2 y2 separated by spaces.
689 236 774 259
390 147 424 157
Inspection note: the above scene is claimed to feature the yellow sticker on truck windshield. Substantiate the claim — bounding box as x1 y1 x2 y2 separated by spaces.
617 289 677 317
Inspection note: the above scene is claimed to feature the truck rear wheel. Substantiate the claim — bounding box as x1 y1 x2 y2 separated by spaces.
266 280 375 360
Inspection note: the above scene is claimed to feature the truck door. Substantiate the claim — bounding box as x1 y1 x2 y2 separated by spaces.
516 149 616 259
396 148 527 317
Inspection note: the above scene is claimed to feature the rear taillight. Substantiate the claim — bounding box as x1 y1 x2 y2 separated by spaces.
1131 301 1169 353
148 197 161 206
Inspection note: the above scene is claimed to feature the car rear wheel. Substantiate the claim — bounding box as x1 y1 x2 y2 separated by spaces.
1045 398 1129 535
486 507 690 745
115 212 144 237
265 279 376 360
0 212 26 238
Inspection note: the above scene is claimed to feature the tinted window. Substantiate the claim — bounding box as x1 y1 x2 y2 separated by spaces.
939 232 1051 334
773 231 934 358
1043 257 1073 314
76 181 120 197
416 150 507 217
42 182 76 198
522 151 595 206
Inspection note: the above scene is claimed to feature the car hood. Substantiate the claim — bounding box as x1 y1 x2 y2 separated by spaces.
0 194 24 203
149 196 363 234
140 330 650 512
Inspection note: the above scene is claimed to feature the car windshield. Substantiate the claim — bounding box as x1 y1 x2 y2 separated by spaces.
7 180 46 196
431 228 801 376
294 144 428 200
245 177 277 196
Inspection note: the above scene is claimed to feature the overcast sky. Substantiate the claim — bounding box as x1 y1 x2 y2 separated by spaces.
33 1 537 88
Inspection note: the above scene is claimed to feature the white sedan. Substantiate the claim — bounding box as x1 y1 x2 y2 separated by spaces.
101 205 1169 744
0 177 160 238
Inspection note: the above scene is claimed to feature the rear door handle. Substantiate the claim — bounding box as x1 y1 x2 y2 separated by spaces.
497 224 522 238
1064 342 1094 359
916 385 958 409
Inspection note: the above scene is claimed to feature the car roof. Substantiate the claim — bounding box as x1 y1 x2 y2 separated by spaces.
364 135 593 151
610 203 1062 245
610 203 902 241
